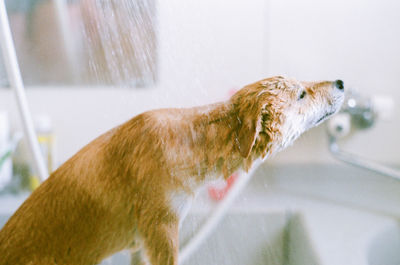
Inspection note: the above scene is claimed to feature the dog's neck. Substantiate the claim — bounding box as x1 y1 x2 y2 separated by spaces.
187 102 250 180
194 100 278 176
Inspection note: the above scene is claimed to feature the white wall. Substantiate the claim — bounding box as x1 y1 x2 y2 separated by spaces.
267 0 400 164
0 0 399 166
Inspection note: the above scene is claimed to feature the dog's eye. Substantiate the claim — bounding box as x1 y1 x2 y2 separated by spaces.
298 91 307 100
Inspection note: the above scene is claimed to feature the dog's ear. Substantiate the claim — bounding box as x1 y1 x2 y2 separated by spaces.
236 104 263 158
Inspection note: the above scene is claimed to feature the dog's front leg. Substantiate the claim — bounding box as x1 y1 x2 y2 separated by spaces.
139 213 179 265
130 248 148 265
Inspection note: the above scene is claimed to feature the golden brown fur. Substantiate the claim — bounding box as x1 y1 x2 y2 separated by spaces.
0 76 344 265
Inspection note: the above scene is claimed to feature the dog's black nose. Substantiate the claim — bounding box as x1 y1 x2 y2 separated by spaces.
334 80 344 90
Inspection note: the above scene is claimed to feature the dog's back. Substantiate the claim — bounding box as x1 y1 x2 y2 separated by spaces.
0 109 195 265
0 116 146 265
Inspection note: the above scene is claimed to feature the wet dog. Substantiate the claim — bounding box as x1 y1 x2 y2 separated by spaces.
0 76 344 265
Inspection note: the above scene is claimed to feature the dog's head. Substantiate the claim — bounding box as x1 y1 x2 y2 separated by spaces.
231 76 344 159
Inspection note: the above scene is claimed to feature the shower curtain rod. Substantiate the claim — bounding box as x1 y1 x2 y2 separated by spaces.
0 0 48 181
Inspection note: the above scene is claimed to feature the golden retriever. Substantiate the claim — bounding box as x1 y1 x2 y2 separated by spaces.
0 76 344 265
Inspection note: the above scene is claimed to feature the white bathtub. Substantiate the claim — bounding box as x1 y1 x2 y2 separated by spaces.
179 211 318 265
368 222 400 265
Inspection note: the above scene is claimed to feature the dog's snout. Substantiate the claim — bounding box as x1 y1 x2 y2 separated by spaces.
334 80 344 91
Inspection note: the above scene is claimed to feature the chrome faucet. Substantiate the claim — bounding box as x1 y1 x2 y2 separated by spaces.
327 87 400 181
342 90 376 129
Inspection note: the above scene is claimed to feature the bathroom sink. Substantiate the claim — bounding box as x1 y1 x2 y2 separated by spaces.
368 223 400 265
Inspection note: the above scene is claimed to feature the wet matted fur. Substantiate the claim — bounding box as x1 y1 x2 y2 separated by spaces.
0 76 344 265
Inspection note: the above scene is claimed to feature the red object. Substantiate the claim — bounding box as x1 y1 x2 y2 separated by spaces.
228 88 238 97
208 173 238 201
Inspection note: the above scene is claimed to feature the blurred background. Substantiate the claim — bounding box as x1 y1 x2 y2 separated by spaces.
0 0 399 186
0 1 400 264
